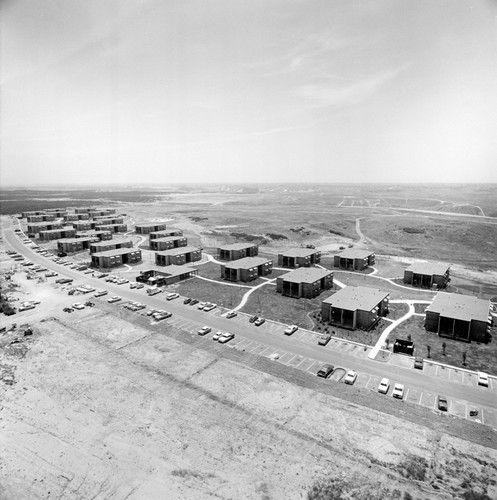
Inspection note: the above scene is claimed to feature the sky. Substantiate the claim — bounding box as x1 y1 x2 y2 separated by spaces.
1 0 497 186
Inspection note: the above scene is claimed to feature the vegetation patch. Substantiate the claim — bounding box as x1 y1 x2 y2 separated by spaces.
396 454 429 481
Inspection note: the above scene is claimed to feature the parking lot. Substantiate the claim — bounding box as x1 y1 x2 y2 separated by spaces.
140 305 496 430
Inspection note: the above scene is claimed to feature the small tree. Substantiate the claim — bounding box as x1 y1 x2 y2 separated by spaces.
426 344 431 359
442 342 446 356
407 333 412 342
385 338 390 350
462 351 467 366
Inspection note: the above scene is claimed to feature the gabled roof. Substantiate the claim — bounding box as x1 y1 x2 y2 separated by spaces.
322 286 389 311
405 261 449 276
426 293 490 322
279 267 332 284
336 249 374 260
224 257 271 270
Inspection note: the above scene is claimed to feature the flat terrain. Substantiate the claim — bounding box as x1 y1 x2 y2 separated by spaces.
2 184 497 499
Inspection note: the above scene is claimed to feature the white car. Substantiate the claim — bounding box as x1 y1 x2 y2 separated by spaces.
197 302 207 310
212 331 224 341
343 370 357 385
392 383 405 399
284 325 298 335
478 372 489 387
18 303 35 312
72 302 85 310
166 293 179 301
198 326 212 336
116 278 129 285
94 290 108 297
218 332 235 344
378 378 390 394
108 296 121 303
203 303 216 312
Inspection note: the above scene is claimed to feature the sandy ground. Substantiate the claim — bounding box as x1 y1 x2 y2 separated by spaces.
1 270 496 499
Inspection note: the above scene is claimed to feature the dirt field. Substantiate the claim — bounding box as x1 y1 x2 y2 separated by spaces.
1 268 497 499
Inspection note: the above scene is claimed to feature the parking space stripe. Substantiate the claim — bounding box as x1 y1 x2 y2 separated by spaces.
364 377 371 389
260 346 274 357
284 354 297 366
295 357 309 369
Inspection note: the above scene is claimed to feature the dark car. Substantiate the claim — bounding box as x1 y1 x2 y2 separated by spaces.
249 315 259 323
317 364 334 378
57 251 68 257
437 395 448 412
183 297 192 304
318 335 331 346
55 278 73 284
190 299 199 306
414 358 424 370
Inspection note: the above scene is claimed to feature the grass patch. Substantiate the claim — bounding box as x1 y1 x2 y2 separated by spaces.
392 315 497 374
175 277 246 309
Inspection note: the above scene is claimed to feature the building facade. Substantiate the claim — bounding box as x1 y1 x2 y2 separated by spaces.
425 293 491 343
149 229 183 240
404 262 450 289
89 239 134 254
91 248 142 268
64 213 90 221
95 224 127 233
38 227 77 241
150 236 188 251
75 230 112 241
321 286 389 330
276 268 333 299
57 237 98 253
220 257 272 282
135 222 167 234
277 248 321 268
218 243 259 261
26 214 56 223
334 249 375 271
155 246 202 266
27 222 64 234
137 266 198 286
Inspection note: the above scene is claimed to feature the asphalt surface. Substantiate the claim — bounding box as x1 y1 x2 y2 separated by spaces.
3 222 496 414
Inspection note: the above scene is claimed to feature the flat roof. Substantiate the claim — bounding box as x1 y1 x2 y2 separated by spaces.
154 265 197 278
39 227 75 233
57 237 98 244
135 222 166 228
156 246 200 256
426 293 490 322
218 243 257 251
152 236 186 242
336 249 374 260
224 257 271 270
405 261 450 276
90 239 134 248
322 286 389 311
149 229 182 236
91 247 141 257
279 248 317 258
279 267 332 284
76 230 111 237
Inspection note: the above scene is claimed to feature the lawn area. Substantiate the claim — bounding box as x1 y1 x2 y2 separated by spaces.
389 315 497 375
175 277 246 310
336 272 436 301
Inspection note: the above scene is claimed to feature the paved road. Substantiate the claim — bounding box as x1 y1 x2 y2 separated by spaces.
3 223 496 415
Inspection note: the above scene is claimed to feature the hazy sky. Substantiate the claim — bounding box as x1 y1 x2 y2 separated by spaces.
2 0 497 186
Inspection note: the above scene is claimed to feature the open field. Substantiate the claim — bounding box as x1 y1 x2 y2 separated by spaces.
2 183 497 498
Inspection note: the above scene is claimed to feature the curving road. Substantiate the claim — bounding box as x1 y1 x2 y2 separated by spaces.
2 222 496 418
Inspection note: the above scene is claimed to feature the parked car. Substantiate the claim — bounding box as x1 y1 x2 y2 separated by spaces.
72 303 85 310
166 293 180 301
116 278 129 285
94 290 108 297
153 312 172 321
189 299 199 306
212 331 224 341
249 315 259 323
55 278 73 284
378 378 390 394
198 326 212 336
83 269 93 274
45 271 58 277
437 395 448 411
254 317 265 326
317 364 334 378
413 358 424 370
343 370 357 385
84 301 95 307
183 297 192 304
478 372 489 387
284 325 298 335
225 311 237 319
129 282 137 289
18 303 35 312
63 307 73 313
318 334 331 346
218 332 235 344
135 283 144 289
203 303 216 312
107 296 122 303
197 301 207 310
392 383 405 399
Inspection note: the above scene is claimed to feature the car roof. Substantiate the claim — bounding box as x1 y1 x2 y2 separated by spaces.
380 378 389 384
